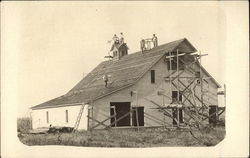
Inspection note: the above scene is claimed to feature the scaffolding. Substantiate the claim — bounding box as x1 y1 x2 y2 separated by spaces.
146 49 226 130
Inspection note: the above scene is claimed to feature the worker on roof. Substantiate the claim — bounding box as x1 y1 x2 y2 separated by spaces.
103 73 109 88
152 34 158 47
112 34 119 44
140 39 145 52
119 32 124 44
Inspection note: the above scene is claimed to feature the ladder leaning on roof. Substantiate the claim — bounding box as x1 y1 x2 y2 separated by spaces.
73 103 86 132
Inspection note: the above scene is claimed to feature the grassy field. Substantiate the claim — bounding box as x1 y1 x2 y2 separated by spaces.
18 126 225 147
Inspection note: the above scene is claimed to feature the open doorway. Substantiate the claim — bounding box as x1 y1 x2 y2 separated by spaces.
110 102 131 127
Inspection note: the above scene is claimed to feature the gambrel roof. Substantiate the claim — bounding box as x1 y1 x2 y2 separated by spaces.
31 38 220 110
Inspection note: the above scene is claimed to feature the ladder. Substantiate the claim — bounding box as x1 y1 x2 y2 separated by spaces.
73 104 85 132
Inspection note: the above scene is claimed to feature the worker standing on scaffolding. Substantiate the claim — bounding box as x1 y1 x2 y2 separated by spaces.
112 34 119 44
119 32 124 44
152 34 158 47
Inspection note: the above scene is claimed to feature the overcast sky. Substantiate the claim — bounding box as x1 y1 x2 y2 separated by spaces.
2 2 248 117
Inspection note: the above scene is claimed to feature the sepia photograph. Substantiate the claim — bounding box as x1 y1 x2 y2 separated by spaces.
1 1 249 158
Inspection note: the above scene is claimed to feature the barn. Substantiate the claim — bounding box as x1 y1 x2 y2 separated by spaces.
30 38 222 131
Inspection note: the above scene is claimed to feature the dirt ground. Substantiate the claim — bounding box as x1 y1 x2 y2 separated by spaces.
18 126 225 147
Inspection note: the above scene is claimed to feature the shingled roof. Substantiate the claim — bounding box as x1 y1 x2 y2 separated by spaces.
31 38 200 109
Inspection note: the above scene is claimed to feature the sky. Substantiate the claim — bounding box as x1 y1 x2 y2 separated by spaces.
1 2 246 117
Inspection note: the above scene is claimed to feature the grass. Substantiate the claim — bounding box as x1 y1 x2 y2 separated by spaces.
18 126 225 147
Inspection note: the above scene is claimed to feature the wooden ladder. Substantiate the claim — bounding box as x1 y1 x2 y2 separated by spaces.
73 104 85 132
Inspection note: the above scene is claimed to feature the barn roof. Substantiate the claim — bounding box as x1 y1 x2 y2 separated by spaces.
31 38 219 110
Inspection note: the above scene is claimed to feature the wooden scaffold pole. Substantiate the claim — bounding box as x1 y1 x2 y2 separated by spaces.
136 91 139 131
176 49 180 127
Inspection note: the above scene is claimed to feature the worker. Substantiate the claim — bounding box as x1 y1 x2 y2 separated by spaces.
140 39 145 52
103 73 109 88
119 32 124 44
152 34 158 47
112 34 119 44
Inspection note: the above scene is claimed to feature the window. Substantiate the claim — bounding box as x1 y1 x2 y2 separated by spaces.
151 70 155 83
46 111 49 124
65 110 68 123
172 91 182 102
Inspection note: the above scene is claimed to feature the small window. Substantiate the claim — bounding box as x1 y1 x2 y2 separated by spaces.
65 110 68 123
172 91 182 102
151 70 155 83
46 111 49 124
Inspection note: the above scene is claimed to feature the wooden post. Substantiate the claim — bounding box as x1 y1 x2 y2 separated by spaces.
113 106 117 127
169 51 173 127
130 106 133 127
87 107 90 131
176 49 180 127
199 51 204 119
162 77 166 127
91 100 94 130
136 91 139 131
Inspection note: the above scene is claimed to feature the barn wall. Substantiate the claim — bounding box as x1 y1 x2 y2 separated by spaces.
91 56 174 129
31 104 88 130
91 55 219 129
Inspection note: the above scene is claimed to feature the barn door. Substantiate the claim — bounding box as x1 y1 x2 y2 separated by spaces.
132 107 144 126
209 105 218 126
110 102 131 127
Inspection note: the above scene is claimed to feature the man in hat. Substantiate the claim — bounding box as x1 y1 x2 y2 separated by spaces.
152 34 158 47
112 34 119 44
140 39 145 52
119 32 124 44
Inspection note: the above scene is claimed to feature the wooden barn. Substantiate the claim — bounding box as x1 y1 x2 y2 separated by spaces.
31 38 223 131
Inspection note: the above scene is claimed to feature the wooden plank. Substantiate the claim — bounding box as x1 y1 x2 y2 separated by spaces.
218 108 225 117
105 109 135 129
90 113 117 130
87 116 110 129
144 98 180 125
